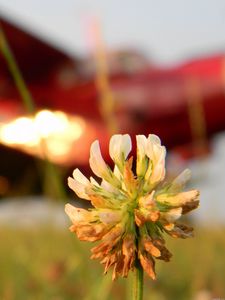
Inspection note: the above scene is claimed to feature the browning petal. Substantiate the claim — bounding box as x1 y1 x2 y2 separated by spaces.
163 223 175 231
123 157 138 195
101 252 117 274
75 223 107 242
147 210 160 222
182 200 199 214
134 209 146 227
122 235 136 277
167 223 194 239
135 209 160 227
143 237 161 258
91 225 123 258
139 252 156 280
112 252 124 281
152 239 172 262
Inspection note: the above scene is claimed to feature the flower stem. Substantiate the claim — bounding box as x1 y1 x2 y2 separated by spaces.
0 25 35 113
0 24 66 200
133 259 144 300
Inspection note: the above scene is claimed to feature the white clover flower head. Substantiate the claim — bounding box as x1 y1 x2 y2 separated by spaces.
65 134 200 280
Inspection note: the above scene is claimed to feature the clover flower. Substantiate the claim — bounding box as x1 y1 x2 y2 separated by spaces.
65 134 199 280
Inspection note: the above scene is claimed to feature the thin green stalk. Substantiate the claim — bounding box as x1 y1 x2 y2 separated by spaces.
0 26 35 113
133 259 144 300
0 25 66 200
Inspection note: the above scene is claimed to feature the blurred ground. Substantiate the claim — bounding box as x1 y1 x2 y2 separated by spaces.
0 225 224 300
0 197 67 228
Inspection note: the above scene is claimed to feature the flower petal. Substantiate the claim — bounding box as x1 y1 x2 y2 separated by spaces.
139 252 156 280
76 223 107 241
136 135 148 177
161 207 182 223
101 179 119 194
145 134 166 185
68 168 90 200
65 203 94 224
113 165 122 181
142 237 161 257
109 134 131 171
90 176 100 187
138 191 155 208
89 140 121 188
166 223 194 239
122 235 136 277
157 190 199 207
89 140 109 179
98 209 122 224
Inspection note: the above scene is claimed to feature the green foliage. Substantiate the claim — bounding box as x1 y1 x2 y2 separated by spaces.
0 225 224 300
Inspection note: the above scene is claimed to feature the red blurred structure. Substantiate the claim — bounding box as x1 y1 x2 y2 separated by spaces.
0 14 225 167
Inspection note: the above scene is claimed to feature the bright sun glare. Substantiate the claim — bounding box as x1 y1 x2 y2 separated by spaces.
0 109 85 163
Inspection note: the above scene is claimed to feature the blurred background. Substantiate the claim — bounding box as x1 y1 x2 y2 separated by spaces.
0 1 225 299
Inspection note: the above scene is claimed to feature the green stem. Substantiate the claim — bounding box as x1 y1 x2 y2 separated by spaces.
0 25 66 200
133 259 144 300
0 26 35 113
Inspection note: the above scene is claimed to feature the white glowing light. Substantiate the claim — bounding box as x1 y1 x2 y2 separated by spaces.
1 117 39 146
0 109 86 163
35 110 69 137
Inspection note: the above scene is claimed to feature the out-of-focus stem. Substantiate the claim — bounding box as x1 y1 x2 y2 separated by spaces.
0 24 66 200
92 19 118 134
0 26 35 113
